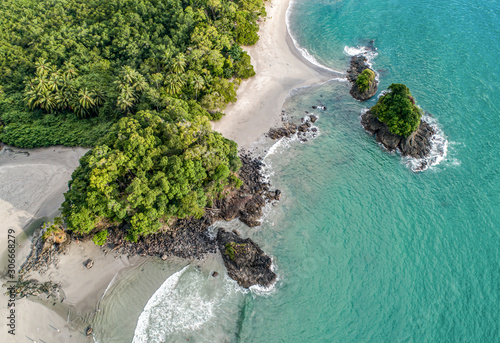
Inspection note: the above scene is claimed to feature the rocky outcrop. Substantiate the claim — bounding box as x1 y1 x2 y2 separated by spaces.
216 229 276 288
361 110 434 159
19 227 70 276
347 55 378 101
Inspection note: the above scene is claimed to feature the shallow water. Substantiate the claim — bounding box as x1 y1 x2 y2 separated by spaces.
94 0 500 341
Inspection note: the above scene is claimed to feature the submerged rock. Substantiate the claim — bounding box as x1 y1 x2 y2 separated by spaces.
216 229 276 288
361 110 434 159
347 55 378 101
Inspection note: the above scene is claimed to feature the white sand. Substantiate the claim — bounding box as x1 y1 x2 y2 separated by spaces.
213 0 338 148
0 0 339 341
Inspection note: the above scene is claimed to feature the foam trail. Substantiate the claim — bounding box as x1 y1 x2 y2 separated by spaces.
132 266 191 343
403 115 449 172
286 1 344 74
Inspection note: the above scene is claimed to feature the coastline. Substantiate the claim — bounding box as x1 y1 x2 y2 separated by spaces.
1 1 336 341
213 0 339 148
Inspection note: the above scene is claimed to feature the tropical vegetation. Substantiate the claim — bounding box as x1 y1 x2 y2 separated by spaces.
356 68 375 92
371 83 422 137
0 0 266 241
0 0 265 146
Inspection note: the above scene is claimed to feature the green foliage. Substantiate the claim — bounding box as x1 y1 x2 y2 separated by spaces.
225 242 236 260
0 108 112 148
371 83 422 138
61 111 242 240
92 230 108 246
0 0 265 147
225 242 246 260
356 69 375 93
41 219 66 243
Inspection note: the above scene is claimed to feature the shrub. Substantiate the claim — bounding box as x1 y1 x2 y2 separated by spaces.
92 230 108 246
356 69 376 92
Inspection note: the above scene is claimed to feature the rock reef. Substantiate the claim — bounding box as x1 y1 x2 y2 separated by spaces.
361 110 435 159
217 229 276 288
347 55 378 101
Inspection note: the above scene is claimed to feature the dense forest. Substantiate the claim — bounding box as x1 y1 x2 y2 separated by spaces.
0 0 265 146
0 0 266 241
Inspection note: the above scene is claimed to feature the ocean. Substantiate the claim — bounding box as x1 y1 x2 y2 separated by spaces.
93 0 500 341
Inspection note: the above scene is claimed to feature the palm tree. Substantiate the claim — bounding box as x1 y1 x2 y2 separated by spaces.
62 61 78 83
35 58 51 77
170 53 186 74
73 88 96 118
116 84 136 113
164 74 184 95
191 75 205 100
35 89 56 112
54 87 74 110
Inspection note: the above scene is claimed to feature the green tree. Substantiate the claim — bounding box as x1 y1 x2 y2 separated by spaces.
371 83 422 137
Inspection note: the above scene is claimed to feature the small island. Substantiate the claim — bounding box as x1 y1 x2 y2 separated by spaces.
361 83 435 164
347 55 378 101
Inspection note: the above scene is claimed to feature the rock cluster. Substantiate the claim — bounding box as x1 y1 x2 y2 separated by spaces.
6 279 63 301
267 110 320 142
361 110 435 159
19 228 70 277
217 229 276 288
347 55 378 101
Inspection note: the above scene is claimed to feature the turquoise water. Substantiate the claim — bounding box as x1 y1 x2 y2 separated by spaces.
240 0 499 341
94 0 499 341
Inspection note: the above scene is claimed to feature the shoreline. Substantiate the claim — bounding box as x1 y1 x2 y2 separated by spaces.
0 1 337 341
213 0 340 148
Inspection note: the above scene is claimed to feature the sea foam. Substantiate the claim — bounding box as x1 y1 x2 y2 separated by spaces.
286 1 344 74
403 115 449 172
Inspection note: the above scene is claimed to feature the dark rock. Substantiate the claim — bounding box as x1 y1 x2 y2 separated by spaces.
212 271 219 277
312 106 317 109
216 229 276 288
298 122 312 132
239 195 265 227
268 123 297 139
84 259 94 269
310 115 318 123
274 189 281 201
361 110 434 159
346 55 378 101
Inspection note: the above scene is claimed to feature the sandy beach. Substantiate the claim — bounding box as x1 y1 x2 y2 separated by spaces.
0 0 337 341
213 0 338 148
0 146 146 342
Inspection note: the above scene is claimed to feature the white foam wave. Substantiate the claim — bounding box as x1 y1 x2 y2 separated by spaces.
344 45 379 80
249 257 279 296
132 265 226 343
403 115 449 172
286 1 344 74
